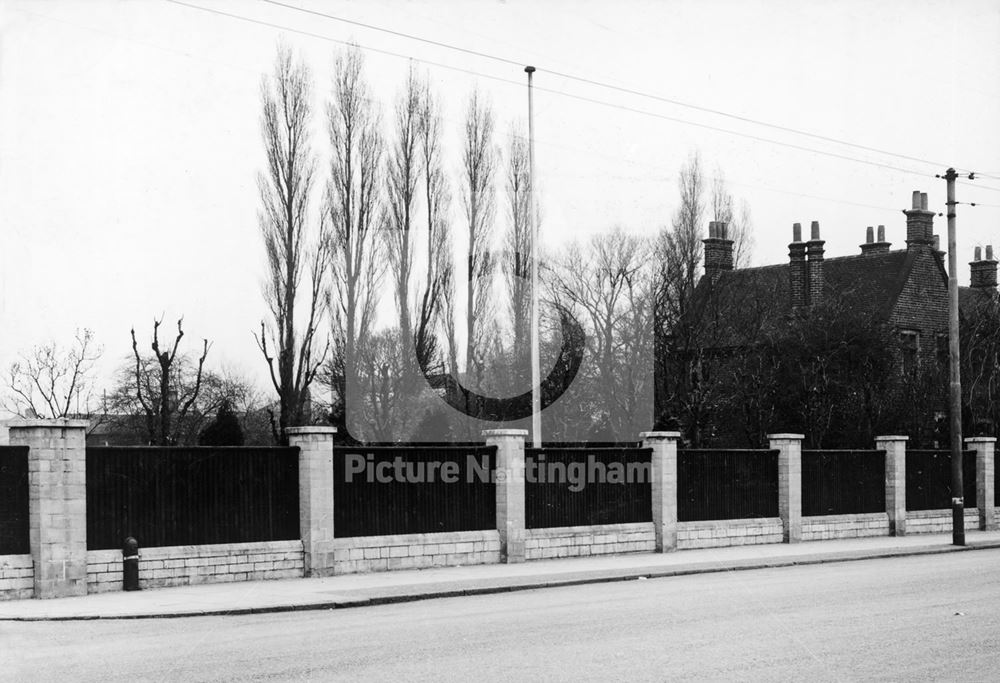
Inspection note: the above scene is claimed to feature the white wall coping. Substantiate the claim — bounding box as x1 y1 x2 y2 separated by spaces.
0 554 32 568
525 522 654 538
907 508 979 517
332 529 499 549
6 418 89 429
286 426 337 435
678 517 783 529
802 512 888 523
482 429 528 438
87 540 303 560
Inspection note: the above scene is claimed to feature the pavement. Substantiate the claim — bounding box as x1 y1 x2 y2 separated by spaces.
3 530 1000 621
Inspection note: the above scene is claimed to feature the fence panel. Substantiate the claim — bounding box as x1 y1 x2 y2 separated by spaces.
906 450 976 511
0 446 29 555
801 450 886 516
86 447 299 550
333 446 496 537
678 449 779 521
524 447 652 529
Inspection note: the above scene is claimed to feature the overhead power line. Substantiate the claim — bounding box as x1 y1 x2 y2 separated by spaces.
257 0 968 174
166 0 940 182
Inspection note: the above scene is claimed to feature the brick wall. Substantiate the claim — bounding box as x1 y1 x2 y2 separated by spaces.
890 248 949 367
332 530 500 574
525 523 655 560
0 554 33 600
906 509 979 534
677 518 784 549
801 513 889 541
86 541 303 593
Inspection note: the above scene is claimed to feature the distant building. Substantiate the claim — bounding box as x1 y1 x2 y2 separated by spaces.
668 189 998 447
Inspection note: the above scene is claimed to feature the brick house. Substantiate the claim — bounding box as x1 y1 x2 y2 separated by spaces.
668 189 999 447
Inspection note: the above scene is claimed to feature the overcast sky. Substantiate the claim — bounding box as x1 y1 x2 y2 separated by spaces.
2 0 999 405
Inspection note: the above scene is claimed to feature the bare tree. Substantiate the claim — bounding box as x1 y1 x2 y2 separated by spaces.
415 79 453 379
710 166 754 268
549 229 651 436
460 89 498 383
104 357 266 446
383 66 422 373
504 123 532 384
130 318 209 445
3 329 103 425
255 45 328 444
326 46 385 427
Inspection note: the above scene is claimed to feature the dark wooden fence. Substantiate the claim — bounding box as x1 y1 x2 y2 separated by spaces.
524 447 652 528
906 450 976 511
678 449 779 521
0 446 29 555
86 447 299 550
333 445 496 537
801 450 886 516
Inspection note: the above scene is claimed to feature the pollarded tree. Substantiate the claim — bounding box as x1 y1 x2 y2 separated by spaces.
129 317 209 446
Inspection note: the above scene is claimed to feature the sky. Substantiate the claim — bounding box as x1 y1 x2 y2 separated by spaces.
1 0 999 408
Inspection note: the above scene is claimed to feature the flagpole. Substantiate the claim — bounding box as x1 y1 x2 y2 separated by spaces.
525 65 541 448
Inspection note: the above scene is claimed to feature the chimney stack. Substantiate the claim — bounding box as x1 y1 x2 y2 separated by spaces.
861 224 892 255
806 220 825 305
789 223 808 309
970 245 998 289
905 190 935 248
703 220 734 280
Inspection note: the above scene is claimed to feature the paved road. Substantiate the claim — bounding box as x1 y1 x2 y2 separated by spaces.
3 550 1000 681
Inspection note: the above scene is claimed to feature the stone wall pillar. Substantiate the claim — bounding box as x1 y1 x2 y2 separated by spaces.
287 426 337 577
484 429 527 563
8 419 88 599
641 431 679 552
966 437 996 531
768 434 804 543
876 435 908 536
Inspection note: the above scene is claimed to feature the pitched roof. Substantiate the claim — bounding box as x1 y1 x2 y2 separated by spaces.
688 248 929 348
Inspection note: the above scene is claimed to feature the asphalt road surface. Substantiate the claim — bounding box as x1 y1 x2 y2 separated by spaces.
4 549 1000 681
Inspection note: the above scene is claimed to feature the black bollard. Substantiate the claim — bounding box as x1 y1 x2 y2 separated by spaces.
122 536 140 591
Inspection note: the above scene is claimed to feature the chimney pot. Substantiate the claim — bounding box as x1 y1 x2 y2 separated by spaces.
905 191 935 248
934 235 941 252
703 220 733 279
866 226 874 243
970 246 999 289
718 221 728 240
810 221 821 240
793 222 802 242
877 225 886 242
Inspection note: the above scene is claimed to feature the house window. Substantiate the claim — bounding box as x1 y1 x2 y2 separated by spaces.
936 334 949 369
900 330 919 375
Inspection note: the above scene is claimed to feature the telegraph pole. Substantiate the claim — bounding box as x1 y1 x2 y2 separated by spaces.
525 65 541 448
943 167 965 546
